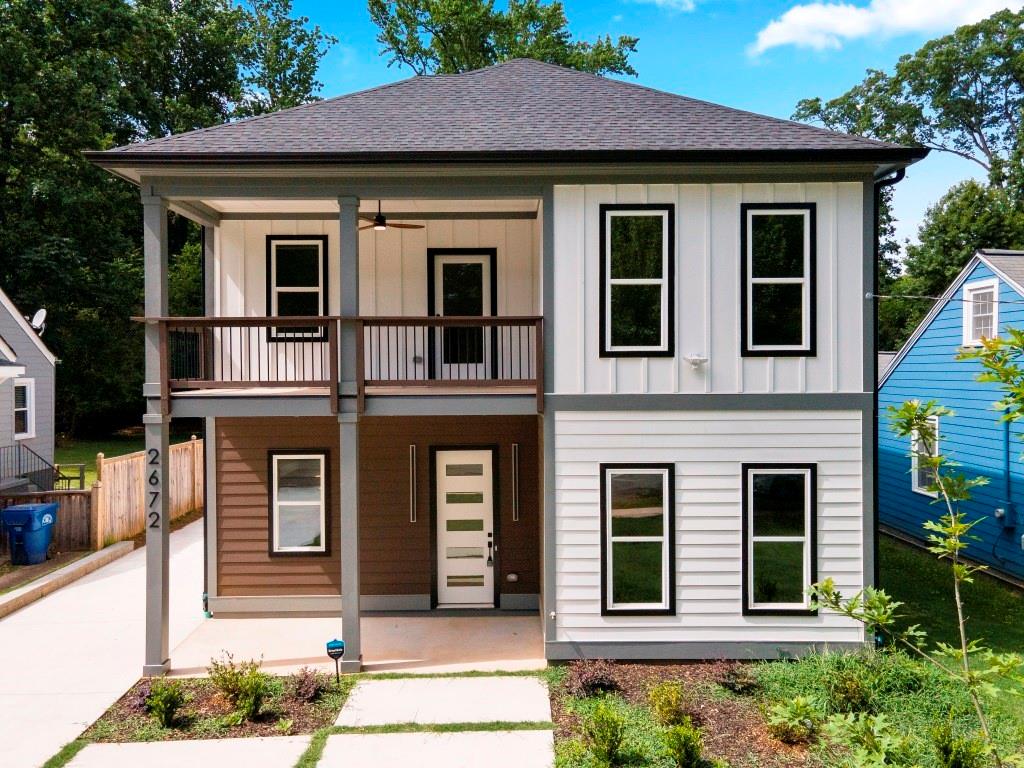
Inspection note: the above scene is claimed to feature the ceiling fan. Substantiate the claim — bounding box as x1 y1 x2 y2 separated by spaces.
359 200 425 231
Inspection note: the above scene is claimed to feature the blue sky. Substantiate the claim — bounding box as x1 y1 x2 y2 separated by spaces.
292 0 1013 251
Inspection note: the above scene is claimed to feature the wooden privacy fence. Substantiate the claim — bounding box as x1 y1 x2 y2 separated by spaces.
0 437 204 553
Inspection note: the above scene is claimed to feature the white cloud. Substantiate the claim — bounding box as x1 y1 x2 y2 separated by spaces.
631 0 697 11
750 0 1022 55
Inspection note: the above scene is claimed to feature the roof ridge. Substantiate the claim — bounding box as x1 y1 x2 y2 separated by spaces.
107 73 421 153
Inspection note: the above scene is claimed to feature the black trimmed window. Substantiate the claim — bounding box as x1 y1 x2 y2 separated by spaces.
742 464 817 615
741 204 816 356
266 235 329 340
269 451 329 555
599 204 675 357
600 463 675 615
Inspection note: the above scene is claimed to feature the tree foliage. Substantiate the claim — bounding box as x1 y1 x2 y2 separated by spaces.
367 0 638 75
0 0 334 434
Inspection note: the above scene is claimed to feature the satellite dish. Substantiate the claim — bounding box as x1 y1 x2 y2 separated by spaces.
29 308 46 335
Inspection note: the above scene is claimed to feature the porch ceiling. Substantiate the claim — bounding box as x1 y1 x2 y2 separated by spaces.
200 197 540 216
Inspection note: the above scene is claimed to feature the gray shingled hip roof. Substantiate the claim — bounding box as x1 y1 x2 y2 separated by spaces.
87 59 926 166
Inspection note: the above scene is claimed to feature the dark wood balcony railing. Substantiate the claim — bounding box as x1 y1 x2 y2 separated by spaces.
149 315 543 413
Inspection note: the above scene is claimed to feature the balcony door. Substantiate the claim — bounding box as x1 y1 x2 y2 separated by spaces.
428 248 497 381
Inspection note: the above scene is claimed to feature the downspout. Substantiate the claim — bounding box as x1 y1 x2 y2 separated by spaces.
872 169 906 596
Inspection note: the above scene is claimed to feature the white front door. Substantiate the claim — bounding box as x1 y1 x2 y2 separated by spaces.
436 449 495 607
433 254 492 381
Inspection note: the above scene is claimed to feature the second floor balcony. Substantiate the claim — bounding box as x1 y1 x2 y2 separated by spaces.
156 315 544 414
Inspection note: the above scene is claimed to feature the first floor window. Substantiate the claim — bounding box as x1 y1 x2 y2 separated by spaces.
962 278 998 346
741 204 816 355
267 235 328 340
601 463 675 615
13 379 33 439
270 451 328 554
599 204 674 356
911 415 940 497
743 464 817 614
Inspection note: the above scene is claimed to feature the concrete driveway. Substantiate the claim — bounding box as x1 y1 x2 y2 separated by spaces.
0 520 205 768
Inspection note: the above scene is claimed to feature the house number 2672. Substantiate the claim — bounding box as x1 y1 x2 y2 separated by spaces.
148 448 161 529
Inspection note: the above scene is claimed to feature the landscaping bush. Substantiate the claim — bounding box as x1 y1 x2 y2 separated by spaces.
662 716 703 768
716 664 758 695
288 667 324 704
824 712 914 766
767 696 819 745
146 678 185 728
563 659 620 698
582 700 626 766
931 720 989 768
128 678 153 714
823 666 874 714
208 653 272 722
648 680 688 726
233 665 273 721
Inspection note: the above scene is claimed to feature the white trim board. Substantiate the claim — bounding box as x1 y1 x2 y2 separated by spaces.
0 288 56 365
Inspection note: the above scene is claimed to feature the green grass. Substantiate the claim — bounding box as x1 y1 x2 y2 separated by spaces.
54 435 195 487
40 740 89 768
555 694 672 768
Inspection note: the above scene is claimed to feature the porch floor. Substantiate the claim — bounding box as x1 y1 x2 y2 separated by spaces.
167 614 545 676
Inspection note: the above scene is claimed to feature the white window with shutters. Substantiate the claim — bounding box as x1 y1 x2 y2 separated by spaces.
13 379 34 440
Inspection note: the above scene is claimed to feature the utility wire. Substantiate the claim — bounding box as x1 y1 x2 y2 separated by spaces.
866 292 1024 305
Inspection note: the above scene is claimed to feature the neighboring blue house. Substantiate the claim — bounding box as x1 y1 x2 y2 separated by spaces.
879 249 1024 582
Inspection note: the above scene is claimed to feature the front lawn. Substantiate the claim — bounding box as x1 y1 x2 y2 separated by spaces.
55 434 197 487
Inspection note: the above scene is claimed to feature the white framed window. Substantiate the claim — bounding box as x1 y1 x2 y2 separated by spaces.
962 278 998 346
13 378 34 440
743 464 817 615
599 204 674 357
911 415 940 497
270 452 328 555
600 463 675 615
741 204 816 356
267 235 328 340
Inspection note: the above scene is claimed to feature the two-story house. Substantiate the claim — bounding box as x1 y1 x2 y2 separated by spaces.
87 59 927 675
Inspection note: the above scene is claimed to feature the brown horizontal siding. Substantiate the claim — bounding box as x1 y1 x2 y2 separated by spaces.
359 415 540 597
216 417 341 597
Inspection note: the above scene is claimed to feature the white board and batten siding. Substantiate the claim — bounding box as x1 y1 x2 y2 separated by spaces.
552 182 866 395
215 218 539 317
554 410 865 644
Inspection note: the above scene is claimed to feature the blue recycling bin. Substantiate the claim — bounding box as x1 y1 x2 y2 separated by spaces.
1 502 58 565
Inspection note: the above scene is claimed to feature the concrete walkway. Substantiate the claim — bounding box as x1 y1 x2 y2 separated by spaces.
66 736 310 767
0 521 205 768
321 731 554 768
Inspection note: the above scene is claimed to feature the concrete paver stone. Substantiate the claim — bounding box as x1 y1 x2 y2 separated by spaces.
65 736 311 768
321 731 554 768
335 676 551 726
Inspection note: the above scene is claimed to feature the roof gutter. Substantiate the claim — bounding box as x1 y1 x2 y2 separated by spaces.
870 167 906 605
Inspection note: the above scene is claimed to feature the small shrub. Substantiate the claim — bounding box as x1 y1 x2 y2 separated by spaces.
563 659 620 698
823 667 874 714
128 679 153 714
824 712 913 766
662 717 703 768
717 664 759 695
931 720 989 768
208 652 262 705
288 667 324 704
707 760 731 768
767 696 819 745
234 665 273 721
276 717 294 735
582 701 626 767
146 678 185 728
648 680 688 726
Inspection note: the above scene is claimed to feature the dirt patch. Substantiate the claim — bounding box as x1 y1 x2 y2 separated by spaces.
131 507 204 550
0 550 89 594
550 661 818 768
84 673 349 742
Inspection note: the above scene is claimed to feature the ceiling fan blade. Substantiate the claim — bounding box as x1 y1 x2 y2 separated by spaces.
387 222 425 229
359 224 376 230
358 213 375 220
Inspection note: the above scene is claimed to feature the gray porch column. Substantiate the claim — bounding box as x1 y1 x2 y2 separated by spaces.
541 186 557 646
338 195 362 670
142 193 171 676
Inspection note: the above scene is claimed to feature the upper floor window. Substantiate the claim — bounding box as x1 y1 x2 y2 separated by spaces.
741 204 816 356
13 379 33 440
266 235 329 340
269 451 328 555
599 204 674 357
743 464 817 615
911 415 939 497
962 278 998 346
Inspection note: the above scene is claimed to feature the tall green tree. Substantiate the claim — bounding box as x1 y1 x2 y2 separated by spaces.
239 0 338 116
368 0 638 76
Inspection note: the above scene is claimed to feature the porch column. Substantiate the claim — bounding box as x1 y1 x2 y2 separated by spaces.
142 192 171 676
541 185 557 648
338 195 362 670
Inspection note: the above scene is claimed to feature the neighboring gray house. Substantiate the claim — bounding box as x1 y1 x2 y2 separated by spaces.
85 59 927 674
0 287 56 491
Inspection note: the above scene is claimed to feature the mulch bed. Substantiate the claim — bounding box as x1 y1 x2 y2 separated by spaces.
84 675 345 742
550 661 818 768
